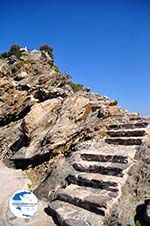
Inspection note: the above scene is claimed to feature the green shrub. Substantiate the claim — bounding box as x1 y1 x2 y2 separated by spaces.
135 220 142 226
0 51 11 58
9 45 22 58
39 44 54 59
23 58 36 64
70 82 83 92
0 44 22 59
15 58 36 68
53 65 60 73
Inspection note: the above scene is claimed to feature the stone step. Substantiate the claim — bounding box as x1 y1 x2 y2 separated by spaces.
48 200 104 226
80 152 128 163
128 115 144 121
79 146 137 161
107 122 148 130
105 137 143 145
66 173 121 192
56 184 117 216
73 161 127 177
106 129 146 137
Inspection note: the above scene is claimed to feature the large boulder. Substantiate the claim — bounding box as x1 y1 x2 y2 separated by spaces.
15 98 62 159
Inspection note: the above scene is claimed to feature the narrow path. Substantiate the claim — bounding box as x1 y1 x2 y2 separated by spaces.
0 161 56 226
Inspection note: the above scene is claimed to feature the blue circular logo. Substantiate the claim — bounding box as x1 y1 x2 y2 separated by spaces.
9 190 38 218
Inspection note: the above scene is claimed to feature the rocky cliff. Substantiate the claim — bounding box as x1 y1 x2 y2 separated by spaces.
0 47 149 226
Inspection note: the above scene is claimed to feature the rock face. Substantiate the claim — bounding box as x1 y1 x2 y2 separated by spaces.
0 47 149 226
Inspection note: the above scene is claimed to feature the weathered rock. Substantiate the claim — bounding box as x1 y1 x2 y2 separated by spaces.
105 137 143 145
107 122 148 130
80 152 128 163
41 94 92 151
66 173 119 192
47 200 103 226
14 98 62 159
0 100 31 126
17 71 28 79
106 129 146 137
73 161 127 177
144 200 150 223
29 50 42 60
35 157 73 199
56 184 113 215
34 87 69 102
0 47 149 226
97 107 109 118
105 131 150 226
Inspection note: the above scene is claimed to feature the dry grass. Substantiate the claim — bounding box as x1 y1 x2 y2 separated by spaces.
76 103 92 122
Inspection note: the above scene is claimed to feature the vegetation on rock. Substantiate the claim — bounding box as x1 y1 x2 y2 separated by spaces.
0 44 22 59
53 64 60 73
70 82 83 92
0 44 149 226
39 44 54 59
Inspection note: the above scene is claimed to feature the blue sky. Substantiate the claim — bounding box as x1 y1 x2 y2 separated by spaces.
0 0 150 115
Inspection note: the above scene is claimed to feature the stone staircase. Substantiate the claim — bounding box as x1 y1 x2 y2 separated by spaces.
105 121 148 145
47 119 148 226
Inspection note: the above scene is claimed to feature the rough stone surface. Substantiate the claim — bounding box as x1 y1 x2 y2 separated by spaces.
104 126 150 226
0 48 149 226
48 200 103 226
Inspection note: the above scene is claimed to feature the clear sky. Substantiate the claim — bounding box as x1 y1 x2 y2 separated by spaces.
0 0 150 115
